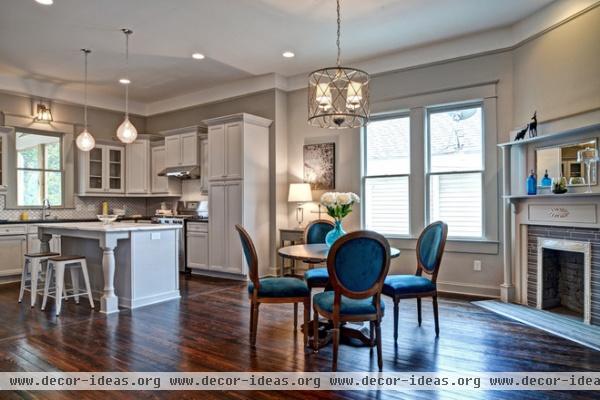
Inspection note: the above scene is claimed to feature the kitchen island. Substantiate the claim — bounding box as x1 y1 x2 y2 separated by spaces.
37 222 182 314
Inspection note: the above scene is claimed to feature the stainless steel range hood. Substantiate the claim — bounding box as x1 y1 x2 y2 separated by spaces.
158 165 200 179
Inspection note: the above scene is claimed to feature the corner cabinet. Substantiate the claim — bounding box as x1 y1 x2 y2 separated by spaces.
203 113 272 277
77 144 125 195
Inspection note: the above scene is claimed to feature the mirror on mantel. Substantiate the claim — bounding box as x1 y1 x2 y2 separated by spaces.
536 139 598 187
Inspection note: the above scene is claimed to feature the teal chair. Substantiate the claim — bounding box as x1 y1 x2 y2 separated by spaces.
382 221 448 339
312 231 391 371
236 225 310 348
303 219 335 290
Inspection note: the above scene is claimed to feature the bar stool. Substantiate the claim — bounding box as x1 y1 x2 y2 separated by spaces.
42 255 94 316
18 252 60 307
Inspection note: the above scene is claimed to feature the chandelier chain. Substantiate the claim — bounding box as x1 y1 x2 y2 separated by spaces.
336 0 341 66
81 49 90 130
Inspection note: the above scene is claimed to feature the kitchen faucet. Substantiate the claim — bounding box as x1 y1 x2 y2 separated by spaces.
42 198 51 221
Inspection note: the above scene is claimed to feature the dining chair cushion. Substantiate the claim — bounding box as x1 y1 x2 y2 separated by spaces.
306 222 334 244
248 277 309 298
419 224 444 272
333 237 386 292
313 291 385 315
304 268 329 287
382 275 436 296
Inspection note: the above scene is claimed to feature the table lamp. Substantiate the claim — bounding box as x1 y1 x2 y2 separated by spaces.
577 147 599 193
288 183 312 228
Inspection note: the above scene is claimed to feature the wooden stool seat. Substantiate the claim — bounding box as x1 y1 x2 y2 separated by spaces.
42 256 94 316
48 255 85 262
24 252 60 258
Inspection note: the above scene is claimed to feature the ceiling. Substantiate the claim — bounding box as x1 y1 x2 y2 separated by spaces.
0 0 555 105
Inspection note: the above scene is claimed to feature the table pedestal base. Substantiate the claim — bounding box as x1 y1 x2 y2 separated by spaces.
306 321 374 348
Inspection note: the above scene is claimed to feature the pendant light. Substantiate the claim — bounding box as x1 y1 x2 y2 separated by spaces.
76 49 96 151
308 0 369 129
116 28 138 144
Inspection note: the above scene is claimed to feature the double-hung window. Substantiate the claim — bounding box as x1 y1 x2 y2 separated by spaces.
363 115 410 236
427 104 483 238
16 131 63 207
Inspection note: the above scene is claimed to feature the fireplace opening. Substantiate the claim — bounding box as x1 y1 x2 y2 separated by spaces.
541 248 584 319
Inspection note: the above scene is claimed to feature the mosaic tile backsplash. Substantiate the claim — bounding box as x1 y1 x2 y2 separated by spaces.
0 195 159 221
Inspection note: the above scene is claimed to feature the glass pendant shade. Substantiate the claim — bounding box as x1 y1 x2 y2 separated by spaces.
116 117 138 143
308 67 369 129
76 129 95 151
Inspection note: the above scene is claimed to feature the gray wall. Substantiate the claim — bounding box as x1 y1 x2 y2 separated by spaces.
285 7 600 297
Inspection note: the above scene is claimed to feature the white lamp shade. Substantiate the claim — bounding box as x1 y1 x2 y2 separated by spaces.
315 83 332 109
288 183 312 203
76 129 95 151
116 117 138 144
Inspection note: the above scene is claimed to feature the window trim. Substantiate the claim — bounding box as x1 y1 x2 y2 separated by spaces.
425 102 485 240
361 112 412 238
15 129 64 208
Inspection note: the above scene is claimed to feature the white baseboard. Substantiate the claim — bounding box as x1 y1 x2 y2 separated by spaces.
436 280 500 298
190 269 248 281
118 290 181 309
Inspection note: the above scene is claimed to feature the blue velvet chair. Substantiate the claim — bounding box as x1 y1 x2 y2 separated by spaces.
312 231 391 371
382 221 448 340
236 225 310 348
303 219 335 291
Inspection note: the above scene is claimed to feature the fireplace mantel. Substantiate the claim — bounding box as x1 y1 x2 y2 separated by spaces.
498 122 600 303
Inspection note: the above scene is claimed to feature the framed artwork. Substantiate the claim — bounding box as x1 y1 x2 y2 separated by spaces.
303 142 335 190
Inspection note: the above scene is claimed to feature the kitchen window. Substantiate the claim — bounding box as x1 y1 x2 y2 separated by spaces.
16 131 63 207
362 115 410 236
427 104 483 238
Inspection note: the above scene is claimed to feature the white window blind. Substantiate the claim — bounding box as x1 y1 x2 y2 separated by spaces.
363 116 410 236
427 105 483 238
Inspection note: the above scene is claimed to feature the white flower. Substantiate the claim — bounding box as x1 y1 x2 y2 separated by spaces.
320 192 336 207
350 192 360 204
336 193 351 205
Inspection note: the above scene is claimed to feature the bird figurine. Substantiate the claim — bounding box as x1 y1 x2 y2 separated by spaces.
528 111 537 138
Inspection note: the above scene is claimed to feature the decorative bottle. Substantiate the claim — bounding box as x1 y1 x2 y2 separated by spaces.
540 170 552 187
527 170 537 195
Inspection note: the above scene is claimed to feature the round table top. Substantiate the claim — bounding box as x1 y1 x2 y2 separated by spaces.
278 243 400 264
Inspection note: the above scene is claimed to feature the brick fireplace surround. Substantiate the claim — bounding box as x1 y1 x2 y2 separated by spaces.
527 225 598 325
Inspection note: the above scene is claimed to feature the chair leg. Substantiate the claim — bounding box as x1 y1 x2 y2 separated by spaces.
294 302 298 330
41 264 53 311
369 321 375 346
29 259 41 308
312 305 319 353
70 267 80 304
251 302 260 347
433 295 440 337
376 320 383 371
80 260 94 309
393 298 400 342
417 297 422 326
54 263 65 316
303 299 310 347
249 300 255 335
332 323 340 372
18 259 28 303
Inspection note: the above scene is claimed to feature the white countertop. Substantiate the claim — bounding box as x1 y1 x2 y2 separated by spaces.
37 222 182 232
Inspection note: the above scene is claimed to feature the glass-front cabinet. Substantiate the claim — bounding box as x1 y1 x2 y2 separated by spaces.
78 144 124 194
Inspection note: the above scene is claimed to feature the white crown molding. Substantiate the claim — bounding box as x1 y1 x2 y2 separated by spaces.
143 73 288 116
0 0 596 116
0 74 146 115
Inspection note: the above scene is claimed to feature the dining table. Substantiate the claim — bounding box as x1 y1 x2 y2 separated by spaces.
277 243 401 347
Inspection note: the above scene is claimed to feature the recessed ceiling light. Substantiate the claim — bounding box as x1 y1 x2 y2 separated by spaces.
35 0 54 5
192 53 205 60
119 78 131 85
282 51 295 58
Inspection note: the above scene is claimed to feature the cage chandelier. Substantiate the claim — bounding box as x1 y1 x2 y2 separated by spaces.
308 0 369 129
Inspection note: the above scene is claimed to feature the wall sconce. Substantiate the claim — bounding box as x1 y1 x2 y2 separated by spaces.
34 104 53 123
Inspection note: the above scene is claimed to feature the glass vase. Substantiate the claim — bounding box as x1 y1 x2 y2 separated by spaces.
325 219 346 247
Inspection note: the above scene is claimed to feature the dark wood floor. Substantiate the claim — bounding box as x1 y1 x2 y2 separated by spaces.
0 276 598 399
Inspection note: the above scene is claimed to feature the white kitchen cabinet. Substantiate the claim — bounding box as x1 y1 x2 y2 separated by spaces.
200 139 208 192
204 113 271 278
0 226 27 277
151 145 182 195
163 127 202 168
78 144 125 195
186 222 208 270
0 128 8 191
126 139 151 194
